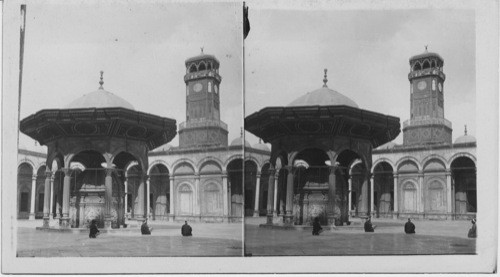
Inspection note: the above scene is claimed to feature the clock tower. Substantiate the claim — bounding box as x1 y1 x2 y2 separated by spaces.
178 50 228 148
403 48 452 146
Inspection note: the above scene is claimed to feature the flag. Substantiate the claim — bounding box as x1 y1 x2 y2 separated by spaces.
243 2 250 39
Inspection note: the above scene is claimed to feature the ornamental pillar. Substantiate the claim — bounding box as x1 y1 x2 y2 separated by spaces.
273 172 279 217
284 166 295 225
359 172 369 216
61 168 72 228
370 174 375 217
169 177 175 221
135 174 146 225
49 175 54 220
347 176 352 218
42 171 52 228
146 177 151 219
124 178 128 218
104 168 113 229
29 175 37 220
266 167 275 224
327 165 337 225
393 173 399 218
195 175 201 216
446 170 452 214
253 173 261 217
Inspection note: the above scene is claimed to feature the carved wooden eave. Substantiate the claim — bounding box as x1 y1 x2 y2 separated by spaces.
245 105 400 149
20 107 177 151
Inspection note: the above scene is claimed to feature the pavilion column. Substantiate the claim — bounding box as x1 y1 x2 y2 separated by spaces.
61 168 72 228
222 173 228 219
266 167 275 224
227 178 232 219
104 168 114 229
446 169 452 215
135 174 146 225
273 172 278 217
49 175 54 220
42 171 52 228
124 178 128 219
359 172 369 217
169 177 175 222
327 165 337 225
253 173 261 217
146 177 151 219
370 174 375 217
29 175 37 220
347 176 352 219
284 166 295 225
55 176 62 221
393 173 399 219
418 171 424 213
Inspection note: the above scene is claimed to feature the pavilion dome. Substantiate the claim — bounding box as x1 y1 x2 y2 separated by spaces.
64 72 134 110
252 141 270 152
230 137 251 147
454 126 476 144
287 70 358 108
65 89 135 110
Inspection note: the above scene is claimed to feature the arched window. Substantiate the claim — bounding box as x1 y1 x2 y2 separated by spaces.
208 82 212 93
178 184 193 215
422 60 430 69
403 182 417 212
198 62 206 71
189 64 197 73
207 63 212 70
413 63 421 71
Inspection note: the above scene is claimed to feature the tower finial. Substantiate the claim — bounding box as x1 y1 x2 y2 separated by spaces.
464 124 468 135
200 47 204 54
99 71 104 89
323 68 328 88
425 45 428 52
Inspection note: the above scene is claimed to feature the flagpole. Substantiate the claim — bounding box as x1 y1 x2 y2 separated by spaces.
18 4 27 148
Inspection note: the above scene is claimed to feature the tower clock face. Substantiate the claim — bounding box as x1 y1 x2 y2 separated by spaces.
438 83 442 92
417 80 427 91
193 83 203 92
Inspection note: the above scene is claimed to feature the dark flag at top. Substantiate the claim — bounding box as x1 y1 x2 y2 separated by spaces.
243 2 250 39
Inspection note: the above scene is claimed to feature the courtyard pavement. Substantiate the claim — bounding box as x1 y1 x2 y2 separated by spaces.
244 217 476 256
16 219 243 257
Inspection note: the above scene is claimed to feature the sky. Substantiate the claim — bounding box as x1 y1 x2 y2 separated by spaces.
17 1 243 149
244 5 476 145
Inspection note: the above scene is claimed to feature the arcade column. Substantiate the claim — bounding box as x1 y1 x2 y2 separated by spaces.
29 175 37 220
370 174 375 217
42 170 52 228
393 173 399 219
169 177 175 222
61 168 72 228
266 167 275 225
445 169 452 216
135 174 147 225
253 173 261 217
327 165 337 226
284 166 295 225
104 168 114 229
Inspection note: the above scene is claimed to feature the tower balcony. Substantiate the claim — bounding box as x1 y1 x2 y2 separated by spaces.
408 68 446 81
184 70 222 83
403 117 452 130
179 119 228 131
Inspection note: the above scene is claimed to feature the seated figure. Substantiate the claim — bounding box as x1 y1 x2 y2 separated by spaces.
312 217 323 236
141 218 153 235
89 219 100 238
468 219 477 238
364 217 376 232
404 218 416 234
181 221 192 236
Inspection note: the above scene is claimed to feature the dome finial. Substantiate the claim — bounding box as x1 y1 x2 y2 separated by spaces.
424 45 428 52
200 46 204 54
323 68 328 88
99 71 104 89
464 124 468 135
